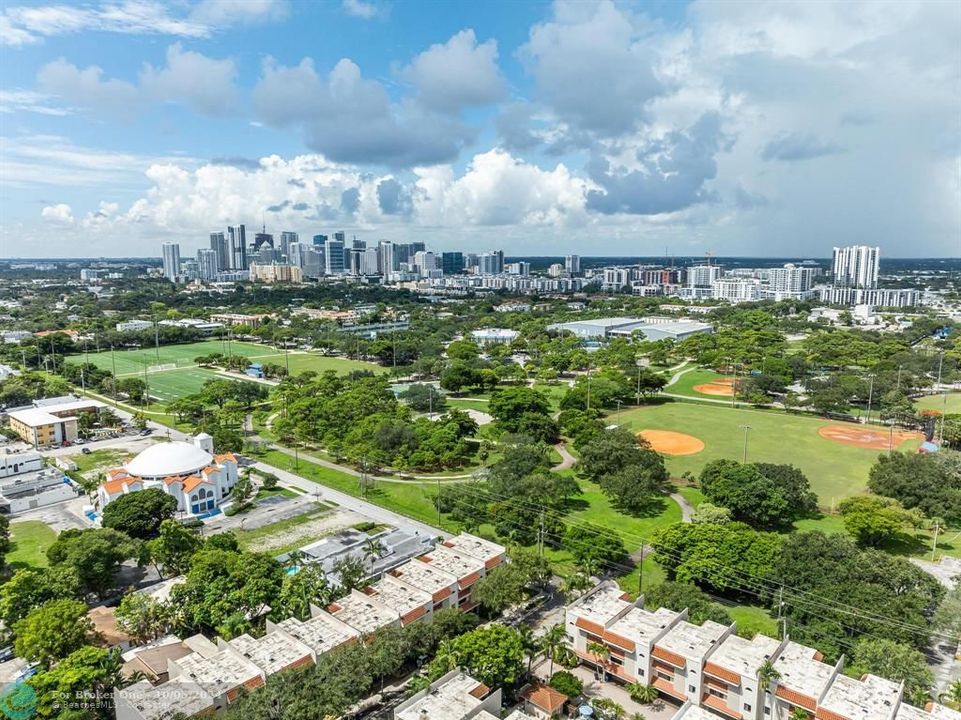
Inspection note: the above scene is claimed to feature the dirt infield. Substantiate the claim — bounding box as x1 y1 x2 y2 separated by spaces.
693 377 735 397
637 429 705 456
817 424 921 450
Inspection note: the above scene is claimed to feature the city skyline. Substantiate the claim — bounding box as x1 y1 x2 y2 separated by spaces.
1 1 960 259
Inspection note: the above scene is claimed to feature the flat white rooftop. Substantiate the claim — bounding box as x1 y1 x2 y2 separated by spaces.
171 647 262 695
673 705 722 720
441 533 505 563
392 558 457 595
819 674 901 720
395 672 488 720
772 641 835 699
367 575 432 617
7 407 75 427
568 584 631 627
330 591 400 635
928 705 961 720
707 633 781 679
273 611 359 654
656 619 728 661
607 606 678 645
116 680 214 720
419 545 485 582
227 631 313 675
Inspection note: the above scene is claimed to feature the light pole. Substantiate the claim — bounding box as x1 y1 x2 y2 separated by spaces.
636 357 651 405
865 374 875 425
740 424 752 463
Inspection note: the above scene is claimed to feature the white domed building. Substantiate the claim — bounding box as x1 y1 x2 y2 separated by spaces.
97 434 239 516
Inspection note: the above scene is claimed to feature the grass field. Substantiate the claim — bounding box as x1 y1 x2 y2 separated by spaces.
7 521 57 568
667 368 734 399
614 401 921 503
66 340 384 405
915 392 961 415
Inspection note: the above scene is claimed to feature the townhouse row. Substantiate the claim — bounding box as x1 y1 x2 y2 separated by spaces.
115 533 506 720
567 582 961 720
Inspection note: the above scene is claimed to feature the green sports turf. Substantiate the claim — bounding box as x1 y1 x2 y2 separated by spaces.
614 402 921 504
141 367 235 404
915 392 961 415
66 340 382 378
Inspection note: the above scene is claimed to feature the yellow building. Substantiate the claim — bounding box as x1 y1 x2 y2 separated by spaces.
6 398 105 448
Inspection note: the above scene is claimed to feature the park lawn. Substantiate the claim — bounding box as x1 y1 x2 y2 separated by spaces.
915 392 961 415
255 486 298 500
667 368 733 399
614 402 920 504
725 603 778 638
142 367 235 404
674 486 705 508
532 382 569 411
7 521 57 568
281 352 385 376
446 398 492 413
566 480 682 551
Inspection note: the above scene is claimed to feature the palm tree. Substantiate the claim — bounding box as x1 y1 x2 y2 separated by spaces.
434 639 460 673
586 641 610 676
518 625 539 676
940 679 961 707
627 683 659 704
541 623 567 675
362 538 387 574
562 572 591 600
757 659 781 693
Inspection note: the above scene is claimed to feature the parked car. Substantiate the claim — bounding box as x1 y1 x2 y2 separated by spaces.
81 447 91 455
139 429 153 436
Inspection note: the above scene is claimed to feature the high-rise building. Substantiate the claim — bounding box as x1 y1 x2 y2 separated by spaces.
280 231 298 258
228 225 247 270
767 263 815 298
832 245 879 289
161 242 181 282
325 238 345 274
441 252 464 275
378 240 395 273
408 241 426 255
253 230 274 252
302 245 325 278
209 232 229 270
333 231 346 243
312 234 328 247
687 264 721 287
196 248 219 281
478 250 504 275
565 254 581 274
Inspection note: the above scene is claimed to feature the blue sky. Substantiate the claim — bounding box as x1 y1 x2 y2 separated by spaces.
1 0 958 258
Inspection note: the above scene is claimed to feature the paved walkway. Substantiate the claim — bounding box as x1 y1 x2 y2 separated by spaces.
670 492 694 522
553 441 576 471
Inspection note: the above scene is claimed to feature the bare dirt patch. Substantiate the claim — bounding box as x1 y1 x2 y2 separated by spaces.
637 429 705 456
817 424 921 450
693 377 735 397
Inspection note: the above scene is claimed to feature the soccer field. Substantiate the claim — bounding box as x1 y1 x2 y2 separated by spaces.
614 401 922 504
66 340 384 378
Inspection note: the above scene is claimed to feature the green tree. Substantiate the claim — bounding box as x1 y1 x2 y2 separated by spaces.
850 638 934 698
934 583 961 659
564 525 628 576
0 565 82 630
101 488 177 539
838 495 915 546
146 519 202 577
399 383 447 413
541 623 568 676
46 528 140 597
488 387 553 436
28 645 122 719
644 582 733 625
690 502 733 524
444 625 525 689
699 460 816 528
868 451 961 523
115 593 172 644
13 599 93 667
599 456 669 515
279 562 336 621
549 670 583 698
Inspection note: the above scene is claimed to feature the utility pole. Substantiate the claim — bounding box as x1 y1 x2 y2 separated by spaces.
741 424 752 463
932 520 941 561
284 336 290 376
154 320 160 361
866 374 875 425
730 362 738 409
777 586 786 640
586 359 592 412
538 512 545 557
435 476 441 526
637 539 646 596
111 345 118 406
